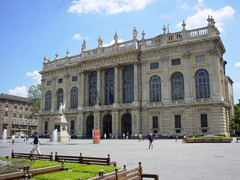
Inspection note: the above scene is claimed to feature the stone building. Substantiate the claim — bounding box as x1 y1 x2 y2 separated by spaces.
38 17 234 138
0 93 38 137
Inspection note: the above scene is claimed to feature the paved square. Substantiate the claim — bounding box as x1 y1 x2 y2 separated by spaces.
1 138 240 180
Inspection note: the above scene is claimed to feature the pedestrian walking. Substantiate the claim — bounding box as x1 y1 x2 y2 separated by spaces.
126 132 129 140
31 132 42 154
104 133 107 139
11 135 15 145
148 133 154 149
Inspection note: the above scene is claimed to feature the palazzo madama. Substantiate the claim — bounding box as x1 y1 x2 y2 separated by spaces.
38 17 234 138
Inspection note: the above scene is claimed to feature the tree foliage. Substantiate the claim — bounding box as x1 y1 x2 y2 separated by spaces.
27 83 41 119
232 99 240 135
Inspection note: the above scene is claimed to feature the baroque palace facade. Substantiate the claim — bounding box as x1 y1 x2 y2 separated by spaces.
38 17 234 138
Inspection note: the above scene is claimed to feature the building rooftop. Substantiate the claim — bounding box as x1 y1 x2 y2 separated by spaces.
0 93 28 103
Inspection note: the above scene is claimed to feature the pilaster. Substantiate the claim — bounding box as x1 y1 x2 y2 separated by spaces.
161 56 170 104
182 52 193 103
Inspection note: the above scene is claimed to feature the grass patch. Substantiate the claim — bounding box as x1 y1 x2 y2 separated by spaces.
32 162 116 180
0 158 116 179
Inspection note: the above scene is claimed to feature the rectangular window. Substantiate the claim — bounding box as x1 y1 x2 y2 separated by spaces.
71 120 75 131
195 55 206 63
47 81 52 86
150 62 159 69
172 59 181 66
176 130 181 133
201 114 208 128
202 129 208 133
175 115 181 128
72 76 78 82
152 116 158 129
58 78 63 83
44 121 48 131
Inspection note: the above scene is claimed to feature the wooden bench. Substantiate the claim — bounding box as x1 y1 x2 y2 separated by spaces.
0 163 66 180
88 162 159 180
55 152 117 166
11 149 54 161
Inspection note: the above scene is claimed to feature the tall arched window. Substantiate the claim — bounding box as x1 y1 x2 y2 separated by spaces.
195 69 210 98
171 72 184 100
105 68 114 105
45 90 52 110
89 72 97 106
123 65 134 103
57 88 63 109
149 75 161 102
71 87 78 109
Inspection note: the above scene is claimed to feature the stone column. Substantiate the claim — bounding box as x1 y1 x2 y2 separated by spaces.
76 113 84 138
131 110 139 135
114 64 119 105
85 72 89 106
133 62 139 105
182 53 193 103
141 61 147 106
94 111 100 129
78 70 85 109
161 56 170 105
112 111 119 136
209 50 222 102
97 68 101 105
119 66 123 104
64 74 69 111
51 76 57 112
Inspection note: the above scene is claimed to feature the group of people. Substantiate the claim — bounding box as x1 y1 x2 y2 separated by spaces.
11 131 42 154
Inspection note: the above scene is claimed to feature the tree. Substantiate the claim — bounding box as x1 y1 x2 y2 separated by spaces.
27 83 42 119
231 99 240 135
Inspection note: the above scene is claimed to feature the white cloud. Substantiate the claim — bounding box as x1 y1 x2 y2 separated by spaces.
177 1 235 32
163 14 170 19
68 0 154 14
73 33 83 40
181 3 190 9
103 39 124 47
8 86 28 97
234 83 240 90
194 0 204 10
234 62 240 68
26 71 41 84
73 33 89 41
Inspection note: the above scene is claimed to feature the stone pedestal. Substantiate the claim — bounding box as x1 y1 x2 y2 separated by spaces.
54 115 71 142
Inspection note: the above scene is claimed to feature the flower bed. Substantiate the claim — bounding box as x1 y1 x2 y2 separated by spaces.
185 136 232 143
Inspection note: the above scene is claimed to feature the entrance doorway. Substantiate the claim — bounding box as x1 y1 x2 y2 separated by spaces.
86 116 94 138
121 113 132 138
103 115 112 138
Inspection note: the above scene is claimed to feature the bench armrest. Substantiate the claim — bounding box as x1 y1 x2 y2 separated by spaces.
142 173 159 180
110 161 117 166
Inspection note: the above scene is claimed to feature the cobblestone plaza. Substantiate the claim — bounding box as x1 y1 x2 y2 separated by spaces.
0 138 240 180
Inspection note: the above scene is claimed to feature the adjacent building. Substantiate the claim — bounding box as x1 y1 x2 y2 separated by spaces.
0 93 38 137
38 17 234 138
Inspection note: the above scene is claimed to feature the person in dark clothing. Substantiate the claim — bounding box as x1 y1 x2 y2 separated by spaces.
31 132 42 154
148 133 154 149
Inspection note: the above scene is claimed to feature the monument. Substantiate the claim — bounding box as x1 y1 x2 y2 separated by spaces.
53 103 71 142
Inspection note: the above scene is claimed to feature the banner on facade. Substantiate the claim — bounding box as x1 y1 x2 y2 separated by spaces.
93 129 100 144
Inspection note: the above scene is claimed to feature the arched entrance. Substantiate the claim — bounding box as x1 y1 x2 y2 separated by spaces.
103 115 112 139
86 116 94 138
121 113 132 138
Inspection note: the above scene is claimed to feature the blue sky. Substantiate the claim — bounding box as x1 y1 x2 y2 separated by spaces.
0 0 239 104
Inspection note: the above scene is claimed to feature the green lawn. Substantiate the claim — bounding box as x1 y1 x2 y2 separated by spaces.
0 157 116 180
